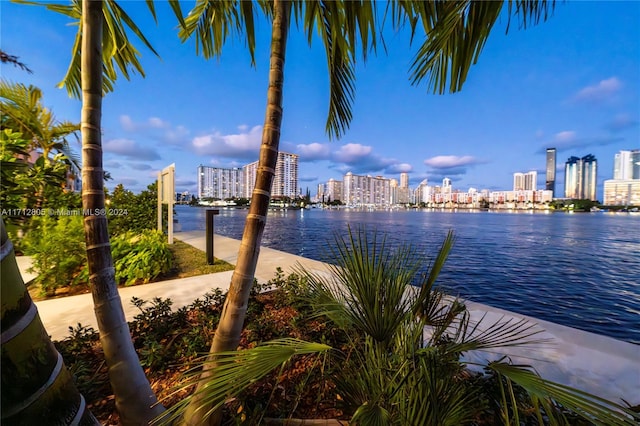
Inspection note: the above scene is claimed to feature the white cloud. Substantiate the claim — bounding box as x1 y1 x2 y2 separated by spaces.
119 115 136 132
191 125 262 159
573 77 621 102
387 163 413 173
333 143 373 163
148 117 166 129
554 131 577 143
104 138 161 161
296 143 331 160
423 155 478 169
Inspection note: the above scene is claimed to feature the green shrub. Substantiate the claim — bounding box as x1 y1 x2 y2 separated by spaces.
111 230 173 285
25 217 172 293
107 182 168 236
23 214 86 295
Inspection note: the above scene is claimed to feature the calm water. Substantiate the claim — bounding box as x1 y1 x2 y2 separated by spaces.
175 205 640 344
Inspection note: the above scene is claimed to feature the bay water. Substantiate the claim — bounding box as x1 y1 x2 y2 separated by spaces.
175 205 640 344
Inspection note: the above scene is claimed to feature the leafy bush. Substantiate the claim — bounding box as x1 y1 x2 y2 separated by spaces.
107 182 168 236
23 214 86 295
111 230 173 286
25 218 172 293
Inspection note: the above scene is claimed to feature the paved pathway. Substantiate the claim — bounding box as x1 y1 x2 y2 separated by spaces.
30 230 327 342
20 230 640 405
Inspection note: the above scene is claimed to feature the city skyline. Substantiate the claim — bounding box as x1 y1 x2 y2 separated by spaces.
1 2 638 195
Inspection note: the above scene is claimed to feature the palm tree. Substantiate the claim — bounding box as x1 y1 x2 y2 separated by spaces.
1 219 99 425
0 80 79 167
18 0 167 422
175 1 377 423
174 1 560 422
77 1 165 424
1 81 80 212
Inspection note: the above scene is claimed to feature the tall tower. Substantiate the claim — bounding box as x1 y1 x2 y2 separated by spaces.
565 154 597 200
546 148 556 196
400 172 409 188
582 154 597 201
564 156 581 199
513 172 524 191
614 149 640 180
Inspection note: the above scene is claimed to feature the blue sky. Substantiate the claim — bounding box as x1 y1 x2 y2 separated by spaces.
2 1 639 197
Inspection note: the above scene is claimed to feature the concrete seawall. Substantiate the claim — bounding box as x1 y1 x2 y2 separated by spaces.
27 230 639 405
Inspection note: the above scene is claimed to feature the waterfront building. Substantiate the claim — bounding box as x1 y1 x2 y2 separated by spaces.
316 183 325 202
613 149 640 180
442 177 452 193
603 180 640 206
390 179 398 205
242 162 257 198
243 152 299 199
564 154 597 201
400 172 409 188
325 178 343 203
546 148 556 196
343 172 391 206
197 165 243 199
513 171 537 191
413 179 430 204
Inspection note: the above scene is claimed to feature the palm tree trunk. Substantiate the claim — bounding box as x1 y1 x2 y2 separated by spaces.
80 1 164 424
181 1 290 424
1 219 99 425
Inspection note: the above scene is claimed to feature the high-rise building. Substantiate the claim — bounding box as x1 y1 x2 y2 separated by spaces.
613 149 640 180
400 172 409 188
197 165 243 199
442 177 452 192
546 148 556 196
273 152 298 198
242 161 258 198
396 173 411 204
243 152 299 199
343 172 391 206
414 179 429 204
326 178 343 202
513 171 537 191
564 154 597 200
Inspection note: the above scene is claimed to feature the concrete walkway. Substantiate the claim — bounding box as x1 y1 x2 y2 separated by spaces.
22 230 640 405
29 231 327 342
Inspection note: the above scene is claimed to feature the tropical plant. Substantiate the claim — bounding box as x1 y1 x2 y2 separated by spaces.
111 230 173 285
107 182 167 236
23 214 86 295
0 79 80 168
32 0 168 422
174 1 378 422
0 82 80 216
299 228 639 425
175 1 568 421
0 219 99 424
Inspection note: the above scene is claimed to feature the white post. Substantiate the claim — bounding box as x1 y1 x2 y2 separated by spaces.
158 164 176 244
157 171 162 233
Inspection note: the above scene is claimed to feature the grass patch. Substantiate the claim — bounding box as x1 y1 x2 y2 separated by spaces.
167 239 234 278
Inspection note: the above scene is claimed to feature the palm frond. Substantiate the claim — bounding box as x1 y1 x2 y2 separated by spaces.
489 362 640 426
0 49 33 73
178 0 257 65
156 338 331 425
409 0 555 94
301 1 376 139
15 0 159 98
